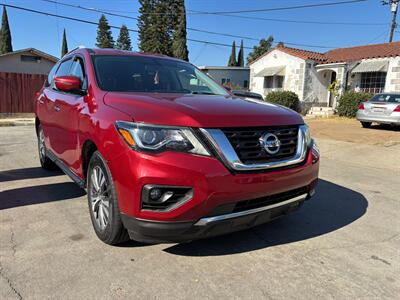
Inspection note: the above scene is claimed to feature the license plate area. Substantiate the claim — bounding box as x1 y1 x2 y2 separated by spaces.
371 107 386 113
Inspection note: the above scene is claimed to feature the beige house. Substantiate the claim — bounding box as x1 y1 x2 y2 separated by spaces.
249 42 400 108
0 48 58 75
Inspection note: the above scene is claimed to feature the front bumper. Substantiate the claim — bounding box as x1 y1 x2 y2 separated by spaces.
121 191 312 243
356 111 400 125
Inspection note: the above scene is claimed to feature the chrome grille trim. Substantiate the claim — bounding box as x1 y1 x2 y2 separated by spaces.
200 125 308 171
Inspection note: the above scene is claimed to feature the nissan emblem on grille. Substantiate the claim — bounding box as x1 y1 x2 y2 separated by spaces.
260 133 281 155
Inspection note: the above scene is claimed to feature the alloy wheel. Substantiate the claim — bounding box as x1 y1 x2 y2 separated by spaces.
90 166 111 230
38 128 46 161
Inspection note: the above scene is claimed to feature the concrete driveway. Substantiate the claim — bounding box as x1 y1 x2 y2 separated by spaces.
0 126 399 300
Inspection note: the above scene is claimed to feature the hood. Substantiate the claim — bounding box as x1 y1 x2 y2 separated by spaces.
104 92 303 128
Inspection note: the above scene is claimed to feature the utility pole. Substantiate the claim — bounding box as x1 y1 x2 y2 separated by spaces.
383 0 399 42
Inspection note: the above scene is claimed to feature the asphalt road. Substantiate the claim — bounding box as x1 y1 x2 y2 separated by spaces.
0 126 399 300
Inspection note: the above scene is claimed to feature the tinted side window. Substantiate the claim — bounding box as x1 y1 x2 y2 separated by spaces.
55 59 73 77
45 62 60 87
70 57 87 90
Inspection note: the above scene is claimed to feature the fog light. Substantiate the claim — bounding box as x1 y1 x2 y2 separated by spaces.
141 185 193 211
149 188 162 200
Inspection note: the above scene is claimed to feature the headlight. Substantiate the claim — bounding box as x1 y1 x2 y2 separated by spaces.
115 121 210 156
300 124 312 146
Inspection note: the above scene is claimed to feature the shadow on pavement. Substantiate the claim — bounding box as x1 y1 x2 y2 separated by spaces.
0 167 62 182
370 124 400 131
0 182 86 210
163 179 368 256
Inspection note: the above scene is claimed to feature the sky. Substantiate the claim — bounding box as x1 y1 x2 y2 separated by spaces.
1 0 397 66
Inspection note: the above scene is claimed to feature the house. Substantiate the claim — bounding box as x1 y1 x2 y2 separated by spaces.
0 48 58 75
249 42 400 108
198 66 250 89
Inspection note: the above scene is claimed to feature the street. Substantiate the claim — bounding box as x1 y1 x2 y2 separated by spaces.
1 124 399 300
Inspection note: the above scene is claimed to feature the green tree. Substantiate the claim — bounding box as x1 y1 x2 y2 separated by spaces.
237 40 244 67
138 0 153 52
171 0 189 61
228 41 237 66
96 14 114 48
0 6 13 54
61 29 68 57
116 25 132 51
151 1 172 55
247 36 274 64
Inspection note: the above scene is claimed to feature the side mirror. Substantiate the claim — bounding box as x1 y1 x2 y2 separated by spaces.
54 76 83 94
225 86 232 91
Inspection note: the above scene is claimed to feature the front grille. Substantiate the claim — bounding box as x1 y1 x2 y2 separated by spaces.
233 186 308 213
222 126 299 164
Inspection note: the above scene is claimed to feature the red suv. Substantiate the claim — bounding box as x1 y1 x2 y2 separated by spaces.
35 48 319 245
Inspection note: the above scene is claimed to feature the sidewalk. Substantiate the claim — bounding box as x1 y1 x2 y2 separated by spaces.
0 118 35 126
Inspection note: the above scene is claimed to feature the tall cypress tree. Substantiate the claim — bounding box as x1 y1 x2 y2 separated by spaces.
138 0 153 52
228 41 237 67
96 14 114 48
171 0 189 61
116 25 132 51
0 6 13 55
237 40 244 67
152 1 172 55
61 29 68 57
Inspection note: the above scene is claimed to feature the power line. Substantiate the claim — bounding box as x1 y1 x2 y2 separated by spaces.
0 3 261 50
42 0 386 28
189 0 367 14
41 0 260 41
33 0 337 49
189 12 387 26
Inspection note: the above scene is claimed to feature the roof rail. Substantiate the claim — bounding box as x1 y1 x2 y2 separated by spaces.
62 45 87 57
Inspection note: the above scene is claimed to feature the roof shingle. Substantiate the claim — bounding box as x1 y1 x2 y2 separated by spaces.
250 42 400 65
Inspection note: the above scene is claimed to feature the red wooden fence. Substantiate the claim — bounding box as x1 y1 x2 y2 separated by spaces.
0 72 47 113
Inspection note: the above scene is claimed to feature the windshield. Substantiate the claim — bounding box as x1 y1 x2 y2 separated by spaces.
370 94 400 103
92 55 229 96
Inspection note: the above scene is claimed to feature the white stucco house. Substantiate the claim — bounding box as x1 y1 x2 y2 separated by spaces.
198 66 250 89
249 42 400 109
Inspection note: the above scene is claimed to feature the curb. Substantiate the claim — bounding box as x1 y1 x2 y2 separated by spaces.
0 119 35 127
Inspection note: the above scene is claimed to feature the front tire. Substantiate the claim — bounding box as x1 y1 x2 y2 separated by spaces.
87 151 129 245
361 122 372 128
37 125 57 170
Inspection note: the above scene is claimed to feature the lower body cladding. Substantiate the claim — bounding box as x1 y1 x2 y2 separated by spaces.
110 148 319 244
121 187 315 243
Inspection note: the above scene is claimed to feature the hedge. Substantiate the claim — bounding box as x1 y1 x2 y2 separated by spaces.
337 91 373 118
265 91 301 113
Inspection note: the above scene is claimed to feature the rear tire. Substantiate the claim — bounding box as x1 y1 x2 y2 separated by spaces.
361 122 371 128
87 151 129 245
37 125 57 170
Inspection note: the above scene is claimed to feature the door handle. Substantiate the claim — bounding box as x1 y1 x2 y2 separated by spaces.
54 106 61 112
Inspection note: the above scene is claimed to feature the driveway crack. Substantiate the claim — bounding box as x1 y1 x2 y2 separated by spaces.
0 264 23 300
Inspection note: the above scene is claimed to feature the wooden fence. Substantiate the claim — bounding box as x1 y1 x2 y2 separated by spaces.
0 72 47 113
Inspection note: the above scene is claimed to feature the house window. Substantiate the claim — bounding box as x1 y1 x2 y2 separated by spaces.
264 76 284 89
221 78 230 85
20 55 41 63
275 76 284 88
243 80 249 88
360 72 386 94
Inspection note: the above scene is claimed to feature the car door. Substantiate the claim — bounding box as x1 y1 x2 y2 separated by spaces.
53 55 88 173
43 58 74 157
36 61 60 148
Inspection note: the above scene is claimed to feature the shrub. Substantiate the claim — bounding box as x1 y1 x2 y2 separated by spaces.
265 91 301 112
337 91 373 118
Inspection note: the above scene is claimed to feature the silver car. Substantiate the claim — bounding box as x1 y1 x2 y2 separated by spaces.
356 93 400 128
